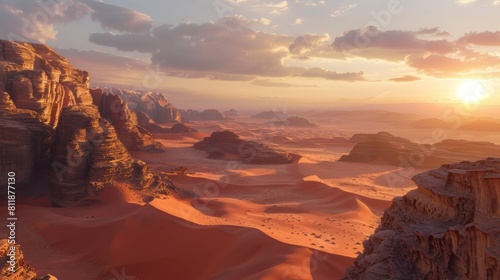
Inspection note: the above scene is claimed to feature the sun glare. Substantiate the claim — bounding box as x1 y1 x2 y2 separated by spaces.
457 80 488 104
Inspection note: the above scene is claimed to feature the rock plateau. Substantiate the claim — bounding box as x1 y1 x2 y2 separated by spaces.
194 130 294 164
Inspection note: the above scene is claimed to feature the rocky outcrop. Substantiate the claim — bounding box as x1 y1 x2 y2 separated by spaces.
180 109 225 121
339 132 500 168
223 109 239 117
0 40 92 129
100 88 183 123
0 239 57 279
170 123 198 133
343 158 500 280
0 39 92 190
50 105 172 205
0 92 54 187
90 88 163 151
251 110 288 120
194 130 294 164
269 116 316 127
0 40 175 204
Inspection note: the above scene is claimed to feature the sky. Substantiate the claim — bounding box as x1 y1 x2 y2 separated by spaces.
1 0 500 110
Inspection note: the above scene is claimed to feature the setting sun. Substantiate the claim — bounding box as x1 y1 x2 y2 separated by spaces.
457 80 489 104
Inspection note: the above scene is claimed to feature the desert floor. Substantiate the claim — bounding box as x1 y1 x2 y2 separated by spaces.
5 113 500 280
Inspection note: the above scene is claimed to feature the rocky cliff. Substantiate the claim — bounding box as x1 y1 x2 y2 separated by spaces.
0 40 174 205
90 88 163 151
100 88 183 124
0 40 92 128
0 40 91 189
50 104 173 205
343 158 500 280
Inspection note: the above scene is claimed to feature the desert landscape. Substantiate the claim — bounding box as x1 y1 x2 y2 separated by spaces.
1 1 500 280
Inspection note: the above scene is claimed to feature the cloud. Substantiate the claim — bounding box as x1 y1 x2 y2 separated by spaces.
331 26 456 61
0 0 90 42
89 32 157 53
251 79 318 87
388 75 421 82
299 67 364 81
89 15 365 81
331 3 357 18
0 0 153 43
326 26 500 78
82 0 153 33
288 34 330 59
415 27 451 37
458 31 500 46
407 52 500 76
456 0 477 4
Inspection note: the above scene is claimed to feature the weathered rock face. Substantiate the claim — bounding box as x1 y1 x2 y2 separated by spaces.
50 105 172 204
194 130 294 164
1 239 37 279
100 88 183 123
50 105 134 202
0 41 174 204
0 40 92 129
343 158 500 280
0 92 54 186
90 88 163 151
0 239 57 279
180 109 225 121
340 132 500 168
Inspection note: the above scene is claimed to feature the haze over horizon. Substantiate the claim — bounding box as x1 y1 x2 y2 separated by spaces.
1 0 500 110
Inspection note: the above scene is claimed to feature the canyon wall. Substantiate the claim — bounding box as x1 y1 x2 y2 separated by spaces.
100 88 183 124
0 40 173 204
90 88 163 151
343 158 500 279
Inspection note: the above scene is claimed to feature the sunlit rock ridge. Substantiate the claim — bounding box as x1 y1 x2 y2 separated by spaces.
0 40 172 205
344 158 500 279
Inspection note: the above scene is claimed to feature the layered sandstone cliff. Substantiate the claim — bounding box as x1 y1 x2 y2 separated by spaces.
50 105 172 205
90 88 163 151
0 40 174 204
0 40 92 187
0 40 92 128
101 88 183 124
343 158 500 279
0 92 54 186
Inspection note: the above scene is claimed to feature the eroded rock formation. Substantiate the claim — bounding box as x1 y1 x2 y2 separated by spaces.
269 116 317 127
194 130 294 164
0 86 54 188
0 239 57 279
100 88 183 123
170 123 198 133
180 109 225 121
50 105 172 205
0 40 92 128
340 132 500 168
0 40 174 204
343 158 500 280
90 88 163 151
